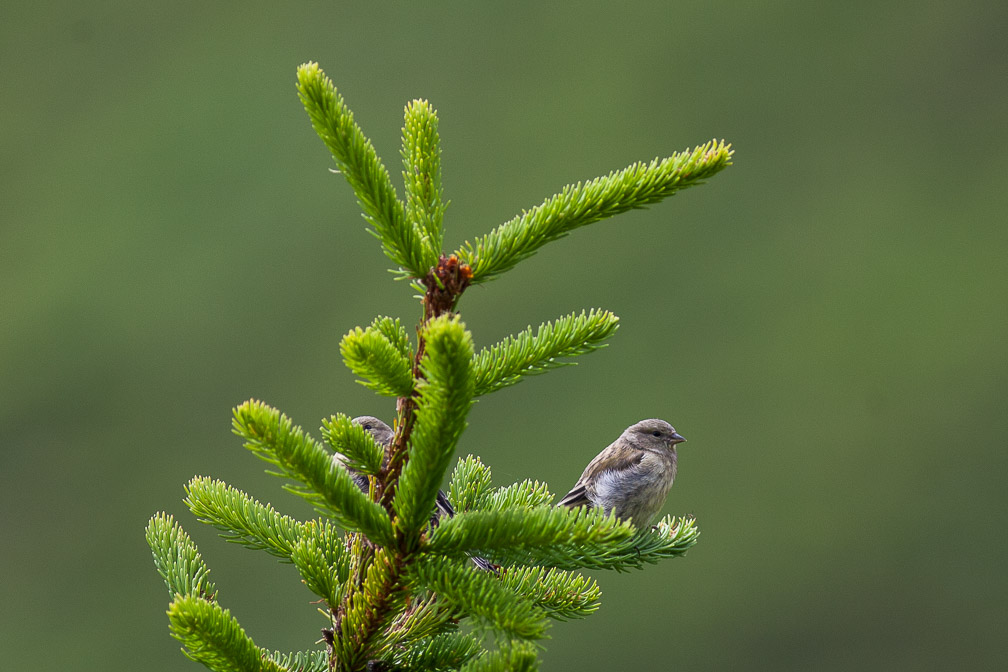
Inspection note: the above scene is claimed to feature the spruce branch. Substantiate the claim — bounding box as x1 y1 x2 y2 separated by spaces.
459 140 733 282
425 506 633 561
336 549 411 670
184 476 303 560
473 309 620 396
368 594 454 660
262 650 329 672
393 315 475 540
391 631 483 672
459 641 539 672
363 594 484 671
490 514 701 572
495 566 601 621
483 479 554 511
448 462 554 514
340 323 415 398
601 514 701 570
168 594 283 672
233 399 394 547
402 99 446 255
297 62 434 277
291 520 351 605
448 456 494 514
320 413 386 477
407 556 548 640
147 512 217 602
370 315 414 361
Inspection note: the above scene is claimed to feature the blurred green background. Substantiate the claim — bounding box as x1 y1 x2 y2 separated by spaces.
3 1 1006 669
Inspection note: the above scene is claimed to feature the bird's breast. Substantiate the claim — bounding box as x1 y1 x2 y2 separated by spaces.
591 451 677 525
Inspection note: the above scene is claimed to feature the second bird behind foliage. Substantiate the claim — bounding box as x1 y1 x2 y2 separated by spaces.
558 419 686 526
337 415 496 572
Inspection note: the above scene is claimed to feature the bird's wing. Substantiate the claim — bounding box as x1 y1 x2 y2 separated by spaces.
431 489 455 525
351 472 370 494
557 483 591 508
332 453 371 494
428 489 498 572
558 444 646 509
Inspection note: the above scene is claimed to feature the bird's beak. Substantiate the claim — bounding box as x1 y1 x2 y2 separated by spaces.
671 432 686 444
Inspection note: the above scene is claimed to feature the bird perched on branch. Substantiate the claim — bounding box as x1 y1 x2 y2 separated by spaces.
558 418 686 526
334 415 496 572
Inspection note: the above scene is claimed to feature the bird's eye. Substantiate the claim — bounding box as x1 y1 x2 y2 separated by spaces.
652 430 661 437
363 424 372 430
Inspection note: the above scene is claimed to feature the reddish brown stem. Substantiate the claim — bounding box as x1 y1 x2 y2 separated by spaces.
379 254 471 514
330 255 471 671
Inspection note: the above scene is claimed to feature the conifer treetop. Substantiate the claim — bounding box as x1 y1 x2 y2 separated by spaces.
146 61 728 672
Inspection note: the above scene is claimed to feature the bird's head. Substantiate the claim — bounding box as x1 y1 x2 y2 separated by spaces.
352 415 395 446
626 418 686 453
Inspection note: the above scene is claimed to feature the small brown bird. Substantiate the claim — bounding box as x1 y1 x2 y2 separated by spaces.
344 416 456 523
558 419 686 526
338 416 496 572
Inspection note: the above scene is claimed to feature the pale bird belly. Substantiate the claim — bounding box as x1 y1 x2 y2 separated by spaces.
593 458 674 525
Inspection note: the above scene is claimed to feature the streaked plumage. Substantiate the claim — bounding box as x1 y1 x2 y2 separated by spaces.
558 418 686 525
